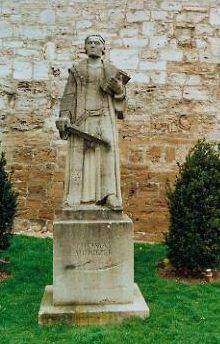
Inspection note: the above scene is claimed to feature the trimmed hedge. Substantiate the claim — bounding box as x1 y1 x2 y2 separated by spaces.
165 139 220 274
0 152 18 250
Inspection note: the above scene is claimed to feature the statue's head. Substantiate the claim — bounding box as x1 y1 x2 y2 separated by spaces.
85 34 105 58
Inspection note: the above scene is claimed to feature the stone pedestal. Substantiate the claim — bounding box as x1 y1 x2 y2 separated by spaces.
38 206 149 325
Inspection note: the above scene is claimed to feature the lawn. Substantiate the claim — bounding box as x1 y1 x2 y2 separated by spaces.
0 235 219 344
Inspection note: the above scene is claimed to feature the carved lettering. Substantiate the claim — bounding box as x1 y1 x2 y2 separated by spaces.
73 242 111 256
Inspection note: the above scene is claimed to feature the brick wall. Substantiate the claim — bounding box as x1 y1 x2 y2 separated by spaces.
0 0 219 241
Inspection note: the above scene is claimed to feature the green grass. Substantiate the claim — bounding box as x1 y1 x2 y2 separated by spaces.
0 235 220 344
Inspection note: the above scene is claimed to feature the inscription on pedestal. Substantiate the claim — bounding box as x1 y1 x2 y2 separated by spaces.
53 216 134 305
65 242 112 271
73 242 111 256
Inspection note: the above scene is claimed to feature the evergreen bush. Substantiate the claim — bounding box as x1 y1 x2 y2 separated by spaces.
0 152 18 250
165 139 220 274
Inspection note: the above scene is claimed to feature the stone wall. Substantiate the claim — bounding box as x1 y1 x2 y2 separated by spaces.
0 0 219 241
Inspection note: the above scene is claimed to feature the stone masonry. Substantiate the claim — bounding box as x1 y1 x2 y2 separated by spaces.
0 0 219 241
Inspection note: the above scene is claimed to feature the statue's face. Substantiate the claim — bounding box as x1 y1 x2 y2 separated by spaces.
85 36 105 58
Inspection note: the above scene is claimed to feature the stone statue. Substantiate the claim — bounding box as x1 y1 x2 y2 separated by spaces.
39 36 149 324
56 34 130 210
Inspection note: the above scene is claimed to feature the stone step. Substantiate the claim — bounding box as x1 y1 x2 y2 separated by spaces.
56 206 123 221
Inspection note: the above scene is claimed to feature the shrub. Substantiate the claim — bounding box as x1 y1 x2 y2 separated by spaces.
0 152 18 250
165 139 220 274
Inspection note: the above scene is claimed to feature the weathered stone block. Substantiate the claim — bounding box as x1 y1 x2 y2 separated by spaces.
161 1 182 11
147 146 162 163
127 11 150 23
151 10 172 21
39 284 149 325
186 75 201 86
142 22 156 36
53 209 134 305
195 24 214 36
151 71 167 84
183 5 208 12
210 8 220 26
76 20 92 29
57 50 72 61
176 27 194 46
3 40 23 48
199 51 218 64
176 11 208 24
129 146 145 164
13 61 32 80
110 49 139 69
0 97 7 110
20 26 47 40
17 48 40 58
0 21 13 38
10 14 22 23
165 146 175 162
184 50 199 62
159 87 182 100
45 42 56 60
131 72 150 84
183 87 209 101
123 38 148 48
120 27 139 38
39 9 56 24
160 48 183 61
196 38 208 49
140 60 166 71
0 64 12 78
209 37 220 57
168 72 186 85
128 0 144 10
33 62 49 81
150 35 167 49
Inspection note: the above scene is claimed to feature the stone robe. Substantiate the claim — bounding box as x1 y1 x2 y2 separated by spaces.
59 59 126 207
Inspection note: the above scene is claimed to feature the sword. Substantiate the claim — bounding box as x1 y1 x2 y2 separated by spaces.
66 124 110 148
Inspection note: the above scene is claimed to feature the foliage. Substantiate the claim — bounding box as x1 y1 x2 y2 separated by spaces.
0 152 18 250
165 139 220 274
0 236 219 344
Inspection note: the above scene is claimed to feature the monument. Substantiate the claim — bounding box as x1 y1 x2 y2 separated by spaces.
38 34 149 325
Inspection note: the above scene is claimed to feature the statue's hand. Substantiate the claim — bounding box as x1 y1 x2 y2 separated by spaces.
56 118 70 133
107 76 123 95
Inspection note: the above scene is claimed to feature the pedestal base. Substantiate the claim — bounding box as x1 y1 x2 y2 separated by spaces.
53 210 134 305
38 284 149 326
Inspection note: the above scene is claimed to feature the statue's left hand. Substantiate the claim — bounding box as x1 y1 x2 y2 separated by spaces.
107 76 123 95
56 117 70 132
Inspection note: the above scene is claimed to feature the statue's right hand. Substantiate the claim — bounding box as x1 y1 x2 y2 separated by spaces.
56 118 70 132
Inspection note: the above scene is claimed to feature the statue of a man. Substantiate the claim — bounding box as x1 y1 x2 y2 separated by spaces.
56 34 129 210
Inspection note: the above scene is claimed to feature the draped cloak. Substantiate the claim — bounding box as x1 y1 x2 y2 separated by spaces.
59 59 126 207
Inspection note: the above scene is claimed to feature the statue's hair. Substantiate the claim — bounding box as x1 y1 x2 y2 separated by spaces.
85 34 105 45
